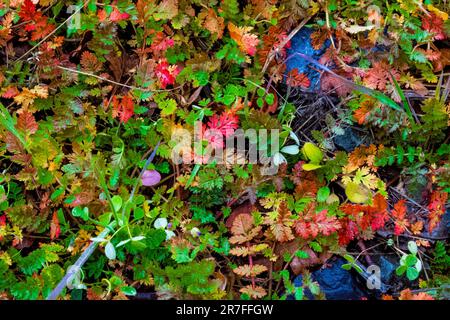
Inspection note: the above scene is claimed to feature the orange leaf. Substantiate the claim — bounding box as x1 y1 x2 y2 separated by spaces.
200 8 224 39
228 22 259 56
231 213 254 236
50 211 61 240
428 191 448 233
286 68 310 88
16 110 38 135
112 95 134 123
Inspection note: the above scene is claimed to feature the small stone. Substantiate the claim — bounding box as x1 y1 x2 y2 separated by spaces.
333 128 362 152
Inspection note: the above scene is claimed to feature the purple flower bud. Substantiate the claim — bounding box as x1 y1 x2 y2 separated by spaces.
141 170 161 186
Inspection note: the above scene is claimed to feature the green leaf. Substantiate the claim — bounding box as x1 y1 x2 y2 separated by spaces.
309 282 320 295
317 186 330 202
265 93 275 105
302 142 323 163
343 254 355 263
405 254 418 267
408 241 418 255
105 241 116 260
302 163 322 171
309 241 322 252
281 145 299 155
406 267 419 280
341 263 352 271
111 195 122 212
295 250 309 259
72 207 89 221
159 98 177 116
134 207 144 220
294 287 304 300
396 265 407 276
116 239 131 248
50 187 65 201
121 286 137 296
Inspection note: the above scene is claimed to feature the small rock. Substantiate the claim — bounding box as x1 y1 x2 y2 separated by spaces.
379 256 397 284
294 257 366 300
333 128 362 152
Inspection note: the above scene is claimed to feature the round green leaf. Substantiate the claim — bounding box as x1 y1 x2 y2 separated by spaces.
405 254 418 267
396 265 407 276
408 241 418 255
111 195 122 212
406 267 419 281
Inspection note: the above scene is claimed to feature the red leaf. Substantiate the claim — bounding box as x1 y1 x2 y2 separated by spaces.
422 13 446 40
286 68 310 88
294 205 340 239
391 199 409 235
207 112 239 138
294 220 310 238
18 0 36 22
363 61 399 91
2 86 19 99
428 191 448 233
18 0 55 40
392 200 407 219
17 110 38 134
50 211 61 240
0 215 6 241
109 7 131 22
155 59 180 89
30 16 55 41
228 22 259 56
97 9 108 22
112 95 134 123
314 210 341 236
338 219 359 245
338 193 389 243
150 31 175 53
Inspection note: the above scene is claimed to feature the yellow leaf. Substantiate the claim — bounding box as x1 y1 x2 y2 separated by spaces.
14 86 48 111
228 22 259 56
233 264 268 277
427 4 448 21
240 285 267 299
302 163 322 171
345 182 370 203
302 142 323 163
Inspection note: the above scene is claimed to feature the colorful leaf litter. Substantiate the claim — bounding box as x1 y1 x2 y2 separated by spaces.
0 0 449 301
